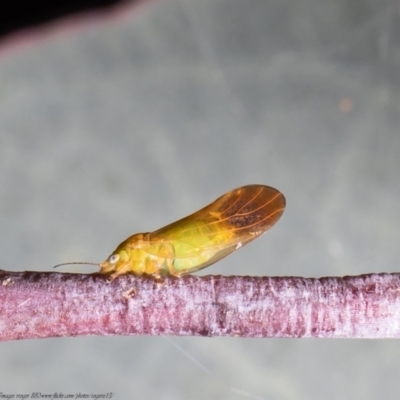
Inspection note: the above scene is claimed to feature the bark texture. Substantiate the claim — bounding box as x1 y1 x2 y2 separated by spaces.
1 270 399 341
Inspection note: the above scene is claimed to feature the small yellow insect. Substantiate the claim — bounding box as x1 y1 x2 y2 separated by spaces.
54 184 285 279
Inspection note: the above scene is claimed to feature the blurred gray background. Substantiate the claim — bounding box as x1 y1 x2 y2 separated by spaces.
1 0 400 398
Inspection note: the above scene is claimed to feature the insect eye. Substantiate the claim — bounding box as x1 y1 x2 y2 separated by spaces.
109 254 120 264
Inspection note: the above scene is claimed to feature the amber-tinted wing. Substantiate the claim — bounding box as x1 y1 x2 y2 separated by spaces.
144 184 285 262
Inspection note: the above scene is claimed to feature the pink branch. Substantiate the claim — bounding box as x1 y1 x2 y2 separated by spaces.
1 270 400 341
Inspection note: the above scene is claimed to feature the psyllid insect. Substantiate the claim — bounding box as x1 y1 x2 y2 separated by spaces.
54 184 285 279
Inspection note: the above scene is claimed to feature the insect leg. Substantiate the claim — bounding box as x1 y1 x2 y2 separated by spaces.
144 257 163 280
156 242 181 277
109 263 132 280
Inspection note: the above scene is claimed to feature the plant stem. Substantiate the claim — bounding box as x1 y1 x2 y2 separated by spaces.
1 270 399 341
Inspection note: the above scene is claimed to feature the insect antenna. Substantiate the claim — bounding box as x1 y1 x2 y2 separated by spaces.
53 262 100 269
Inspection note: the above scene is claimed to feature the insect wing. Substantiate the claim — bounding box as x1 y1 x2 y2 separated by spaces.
144 184 286 263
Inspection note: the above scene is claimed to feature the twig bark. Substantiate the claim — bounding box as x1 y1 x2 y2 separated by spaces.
0 270 400 341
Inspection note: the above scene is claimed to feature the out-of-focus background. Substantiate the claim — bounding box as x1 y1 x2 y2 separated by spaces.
1 0 400 398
